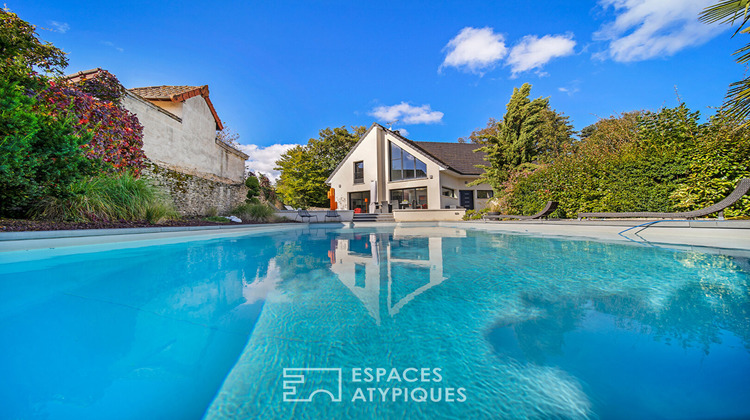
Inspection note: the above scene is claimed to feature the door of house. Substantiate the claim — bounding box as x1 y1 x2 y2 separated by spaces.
349 191 370 213
459 190 474 210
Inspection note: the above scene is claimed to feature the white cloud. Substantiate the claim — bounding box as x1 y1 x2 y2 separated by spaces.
101 41 124 53
50 21 70 34
236 143 298 182
393 128 409 137
595 0 725 62
558 86 580 96
507 34 576 75
440 27 507 74
370 102 444 125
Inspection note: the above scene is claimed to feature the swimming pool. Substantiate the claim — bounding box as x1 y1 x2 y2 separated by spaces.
1 225 748 419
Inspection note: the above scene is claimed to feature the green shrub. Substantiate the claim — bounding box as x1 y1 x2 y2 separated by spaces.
204 216 230 223
0 75 96 216
502 104 728 218
32 172 177 222
205 206 218 217
232 203 275 222
462 208 488 220
245 174 261 204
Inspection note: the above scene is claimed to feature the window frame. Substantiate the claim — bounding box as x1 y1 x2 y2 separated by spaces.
389 141 427 182
353 161 364 184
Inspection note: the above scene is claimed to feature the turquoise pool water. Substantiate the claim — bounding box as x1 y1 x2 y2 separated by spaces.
1 225 749 419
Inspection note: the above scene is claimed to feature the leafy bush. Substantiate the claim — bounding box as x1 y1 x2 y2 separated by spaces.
462 209 488 220
0 75 97 216
670 112 750 217
205 206 218 217
232 203 275 222
43 72 146 174
245 174 261 204
204 216 230 223
32 172 177 223
500 104 740 218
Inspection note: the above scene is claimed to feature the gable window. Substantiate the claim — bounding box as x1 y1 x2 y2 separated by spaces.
390 142 427 181
477 190 494 199
353 161 364 184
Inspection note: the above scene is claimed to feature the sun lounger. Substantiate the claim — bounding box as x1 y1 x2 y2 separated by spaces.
578 178 750 220
483 201 558 221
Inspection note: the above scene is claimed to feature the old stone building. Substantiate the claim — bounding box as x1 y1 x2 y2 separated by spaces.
67 69 249 215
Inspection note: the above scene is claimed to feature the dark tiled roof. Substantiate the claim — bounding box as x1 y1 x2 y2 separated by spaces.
128 85 201 100
410 141 486 175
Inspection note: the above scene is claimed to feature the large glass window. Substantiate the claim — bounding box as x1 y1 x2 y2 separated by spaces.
389 142 427 181
353 161 364 184
390 187 428 209
442 187 456 198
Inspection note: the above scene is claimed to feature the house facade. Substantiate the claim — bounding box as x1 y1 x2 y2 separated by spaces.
67 69 249 215
327 123 494 214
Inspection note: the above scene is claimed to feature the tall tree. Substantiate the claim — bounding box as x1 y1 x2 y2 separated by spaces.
700 1 750 124
473 83 573 190
275 125 366 208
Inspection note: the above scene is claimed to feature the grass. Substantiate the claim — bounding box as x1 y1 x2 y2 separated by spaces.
32 172 178 223
232 202 276 222
204 216 230 223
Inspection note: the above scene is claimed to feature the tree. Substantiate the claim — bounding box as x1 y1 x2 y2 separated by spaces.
216 125 240 148
700 1 750 124
0 9 98 216
258 173 277 203
0 7 67 85
275 125 366 208
245 172 261 204
473 83 573 190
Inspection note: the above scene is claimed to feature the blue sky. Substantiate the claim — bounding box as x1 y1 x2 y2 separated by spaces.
14 0 745 179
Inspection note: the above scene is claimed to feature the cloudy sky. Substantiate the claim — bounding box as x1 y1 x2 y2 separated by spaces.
18 0 742 180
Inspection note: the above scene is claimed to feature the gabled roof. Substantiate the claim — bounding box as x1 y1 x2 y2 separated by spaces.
128 85 224 130
326 123 486 183
409 141 486 175
65 68 224 130
385 126 486 176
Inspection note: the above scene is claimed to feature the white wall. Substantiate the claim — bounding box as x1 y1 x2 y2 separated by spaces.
123 93 247 183
439 172 494 210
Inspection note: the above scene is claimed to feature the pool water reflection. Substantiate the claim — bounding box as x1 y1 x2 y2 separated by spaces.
1 225 748 419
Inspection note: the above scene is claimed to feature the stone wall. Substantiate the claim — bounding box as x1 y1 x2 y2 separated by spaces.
142 160 247 216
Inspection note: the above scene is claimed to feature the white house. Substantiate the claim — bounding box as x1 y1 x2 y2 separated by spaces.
326 123 494 215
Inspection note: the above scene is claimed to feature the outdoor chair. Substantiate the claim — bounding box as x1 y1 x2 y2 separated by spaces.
324 210 341 221
483 201 558 221
577 178 750 220
296 209 318 223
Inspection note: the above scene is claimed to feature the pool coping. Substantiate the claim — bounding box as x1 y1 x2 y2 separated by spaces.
0 219 748 253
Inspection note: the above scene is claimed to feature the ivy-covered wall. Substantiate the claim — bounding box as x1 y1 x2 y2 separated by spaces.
142 160 247 216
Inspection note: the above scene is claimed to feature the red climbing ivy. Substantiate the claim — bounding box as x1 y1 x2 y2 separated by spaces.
39 70 146 174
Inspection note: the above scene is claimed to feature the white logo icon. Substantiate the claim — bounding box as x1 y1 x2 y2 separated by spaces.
283 368 343 402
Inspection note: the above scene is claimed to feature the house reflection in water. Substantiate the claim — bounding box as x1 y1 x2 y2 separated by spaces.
329 227 466 325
